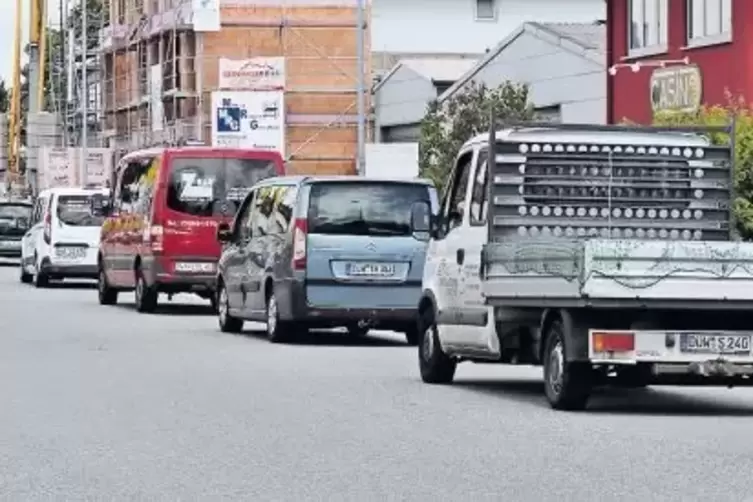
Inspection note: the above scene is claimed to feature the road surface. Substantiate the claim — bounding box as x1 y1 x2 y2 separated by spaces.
2 263 753 501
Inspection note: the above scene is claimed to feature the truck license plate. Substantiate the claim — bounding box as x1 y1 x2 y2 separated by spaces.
680 333 751 355
346 262 395 277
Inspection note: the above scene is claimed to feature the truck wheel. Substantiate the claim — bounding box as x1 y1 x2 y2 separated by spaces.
19 262 32 284
97 267 118 305
134 268 158 313
266 290 294 343
34 262 49 289
217 282 243 333
404 325 419 346
418 307 456 384
543 320 591 411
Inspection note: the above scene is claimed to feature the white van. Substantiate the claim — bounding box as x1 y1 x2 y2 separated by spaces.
20 186 109 287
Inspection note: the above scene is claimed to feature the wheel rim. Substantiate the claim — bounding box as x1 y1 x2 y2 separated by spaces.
548 340 565 396
421 324 434 361
218 287 228 324
135 276 143 305
267 296 277 335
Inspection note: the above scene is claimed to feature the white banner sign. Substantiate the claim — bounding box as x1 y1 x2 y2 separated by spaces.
219 57 285 90
149 64 163 131
192 0 220 32
211 91 285 155
38 147 113 190
39 147 76 190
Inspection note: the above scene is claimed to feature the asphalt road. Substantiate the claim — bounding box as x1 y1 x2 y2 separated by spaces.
3 263 753 501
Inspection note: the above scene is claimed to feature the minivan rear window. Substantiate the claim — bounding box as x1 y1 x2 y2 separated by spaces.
167 157 278 217
308 182 432 236
57 195 106 227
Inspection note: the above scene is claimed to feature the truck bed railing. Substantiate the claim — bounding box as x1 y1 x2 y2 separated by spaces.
485 119 736 243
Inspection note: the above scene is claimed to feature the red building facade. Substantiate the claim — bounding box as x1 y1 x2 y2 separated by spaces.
607 0 751 124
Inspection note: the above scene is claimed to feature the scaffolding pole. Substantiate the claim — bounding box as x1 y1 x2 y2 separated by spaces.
355 0 365 175
81 0 89 154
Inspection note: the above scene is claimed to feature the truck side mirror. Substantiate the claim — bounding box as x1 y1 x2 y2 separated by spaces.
216 222 232 242
410 201 432 241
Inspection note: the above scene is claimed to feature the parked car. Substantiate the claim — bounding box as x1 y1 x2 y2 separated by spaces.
20 186 109 287
96 146 285 312
215 175 438 344
0 200 32 261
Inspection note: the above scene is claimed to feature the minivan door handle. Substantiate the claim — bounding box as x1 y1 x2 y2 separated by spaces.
456 248 465 265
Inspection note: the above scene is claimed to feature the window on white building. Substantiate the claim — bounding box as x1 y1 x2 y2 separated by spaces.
628 0 668 55
687 0 732 45
475 0 496 21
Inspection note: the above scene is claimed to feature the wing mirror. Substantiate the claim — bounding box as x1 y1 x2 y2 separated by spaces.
216 222 232 242
410 200 434 241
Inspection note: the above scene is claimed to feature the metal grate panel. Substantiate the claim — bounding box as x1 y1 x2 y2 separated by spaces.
489 139 733 242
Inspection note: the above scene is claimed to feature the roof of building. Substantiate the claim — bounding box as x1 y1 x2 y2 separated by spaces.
373 56 478 92
438 21 606 103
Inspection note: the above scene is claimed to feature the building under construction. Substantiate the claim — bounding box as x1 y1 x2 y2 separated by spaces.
100 0 370 174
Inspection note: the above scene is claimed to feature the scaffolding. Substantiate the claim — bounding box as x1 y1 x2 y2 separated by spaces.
99 0 370 174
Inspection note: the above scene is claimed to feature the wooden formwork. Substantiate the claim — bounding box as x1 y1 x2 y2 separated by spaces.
200 3 371 175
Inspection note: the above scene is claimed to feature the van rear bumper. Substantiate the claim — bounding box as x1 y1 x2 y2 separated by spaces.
276 278 418 330
42 262 98 278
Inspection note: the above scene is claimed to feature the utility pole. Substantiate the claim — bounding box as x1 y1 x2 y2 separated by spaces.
81 0 89 158
355 0 365 175
26 0 47 195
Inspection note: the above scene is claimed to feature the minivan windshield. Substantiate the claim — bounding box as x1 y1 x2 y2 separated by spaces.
57 195 106 227
308 182 432 236
167 157 279 217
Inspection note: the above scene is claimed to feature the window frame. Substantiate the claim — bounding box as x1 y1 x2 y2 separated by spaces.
686 0 732 49
233 189 256 243
438 149 473 237
627 0 669 58
469 149 489 227
474 0 497 22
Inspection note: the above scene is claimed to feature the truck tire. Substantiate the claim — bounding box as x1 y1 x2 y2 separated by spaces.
217 281 243 333
543 320 591 411
97 267 118 305
134 268 158 313
266 290 294 343
418 307 456 384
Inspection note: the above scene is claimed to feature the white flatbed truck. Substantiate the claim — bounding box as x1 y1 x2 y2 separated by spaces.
410 120 753 410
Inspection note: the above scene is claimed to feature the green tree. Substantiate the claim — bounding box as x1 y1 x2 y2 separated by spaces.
419 81 534 190
653 96 753 240
0 79 9 112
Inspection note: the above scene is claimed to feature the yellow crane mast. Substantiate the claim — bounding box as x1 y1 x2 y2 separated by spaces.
7 0 47 194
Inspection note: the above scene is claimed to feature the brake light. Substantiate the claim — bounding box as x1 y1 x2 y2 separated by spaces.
43 211 51 244
592 331 635 353
292 218 307 270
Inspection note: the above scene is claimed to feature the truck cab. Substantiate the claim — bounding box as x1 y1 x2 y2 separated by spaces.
414 121 753 411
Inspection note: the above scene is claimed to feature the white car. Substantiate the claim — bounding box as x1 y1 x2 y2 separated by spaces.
20 186 109 287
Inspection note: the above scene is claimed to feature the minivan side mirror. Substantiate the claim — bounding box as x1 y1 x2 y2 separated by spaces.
217 222 232 242
410 201 433 241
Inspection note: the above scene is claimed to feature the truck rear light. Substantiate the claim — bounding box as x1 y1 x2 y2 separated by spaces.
292 217 307 270
43 211 51 244
592 331 635 353
150 225 164 252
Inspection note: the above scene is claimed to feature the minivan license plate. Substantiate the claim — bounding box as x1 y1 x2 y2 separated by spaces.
346 262 395 277
680 333 751 355
56 247 86 260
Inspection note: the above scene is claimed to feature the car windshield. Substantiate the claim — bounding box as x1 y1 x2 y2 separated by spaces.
308 182 432 236
0 203 32 232
167 157 279 217
56 195 106 227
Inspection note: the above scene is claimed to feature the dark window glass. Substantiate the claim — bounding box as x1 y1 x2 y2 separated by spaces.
308 182 431 236
56 195 106 227
0 203 32 235
166 157 278 217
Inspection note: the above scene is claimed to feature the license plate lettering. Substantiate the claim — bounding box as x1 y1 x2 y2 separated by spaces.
346 262 395 277
56 247 86 260
680 334 751 355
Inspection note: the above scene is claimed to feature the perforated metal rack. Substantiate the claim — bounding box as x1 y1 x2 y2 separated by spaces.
486 121 735 243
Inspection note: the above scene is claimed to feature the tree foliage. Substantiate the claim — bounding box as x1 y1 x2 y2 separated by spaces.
653 95 753 240
0 79 9 113
418 81 534 190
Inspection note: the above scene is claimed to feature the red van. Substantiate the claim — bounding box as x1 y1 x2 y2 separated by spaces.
97 146 284 313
